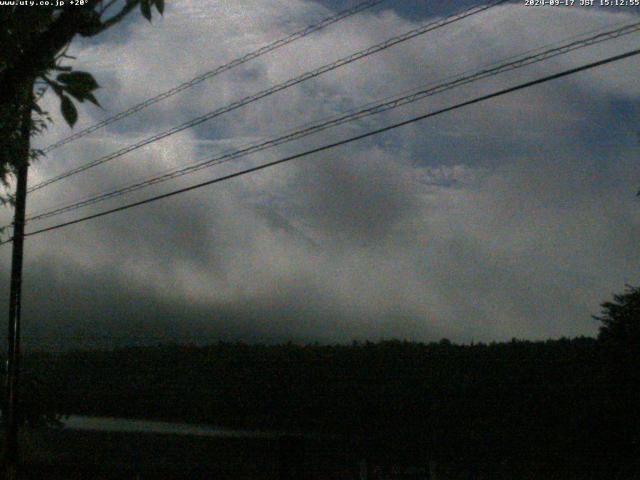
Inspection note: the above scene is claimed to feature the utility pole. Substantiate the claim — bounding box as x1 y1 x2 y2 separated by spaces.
3 87 32 480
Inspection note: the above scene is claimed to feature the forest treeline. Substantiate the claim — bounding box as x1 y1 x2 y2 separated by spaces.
15 333 640 478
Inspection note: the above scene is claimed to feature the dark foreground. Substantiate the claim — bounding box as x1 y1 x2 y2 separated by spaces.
12 428 358 479
7 424 640 480
8 336 640 478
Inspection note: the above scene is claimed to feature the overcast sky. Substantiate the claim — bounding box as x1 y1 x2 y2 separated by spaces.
1 0 639 349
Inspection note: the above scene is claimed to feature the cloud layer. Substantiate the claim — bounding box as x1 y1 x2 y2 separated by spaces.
1 1 639 349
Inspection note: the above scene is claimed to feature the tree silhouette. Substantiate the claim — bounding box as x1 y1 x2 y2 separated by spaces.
0 0 165 198
594 284 640 347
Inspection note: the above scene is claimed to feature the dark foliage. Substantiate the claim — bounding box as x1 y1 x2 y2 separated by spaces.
595 284 640 347
0 0 164 197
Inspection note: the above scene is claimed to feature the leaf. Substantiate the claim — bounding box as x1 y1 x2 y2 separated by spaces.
141 0 152 21
60 95 78 128
31 102 44 115
77 10 103 37
84 92 101 108
154 0 164 15
63 84 100 105
57 71 100 92
57 71 101 105
63 88 86 103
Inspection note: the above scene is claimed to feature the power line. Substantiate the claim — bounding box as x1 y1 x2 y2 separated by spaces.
40 0 388 154
1 45 636 246
27 20 640 221
28 0 508 193
23 20 640 224
32 0 504 191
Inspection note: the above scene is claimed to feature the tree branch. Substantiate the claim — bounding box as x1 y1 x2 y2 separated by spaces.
92 0 140 36
0 1 140 120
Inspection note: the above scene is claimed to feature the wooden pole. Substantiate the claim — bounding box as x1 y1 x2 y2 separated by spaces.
3 86 32 480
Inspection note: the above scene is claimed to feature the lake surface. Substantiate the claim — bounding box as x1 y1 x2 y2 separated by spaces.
62 415 280 438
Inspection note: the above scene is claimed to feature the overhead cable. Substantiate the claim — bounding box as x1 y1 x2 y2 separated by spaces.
40 0 389 153
29 0 508 193
1 45 636 245
24 20 640 223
